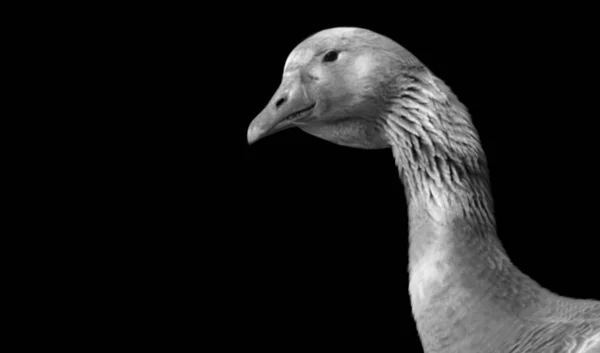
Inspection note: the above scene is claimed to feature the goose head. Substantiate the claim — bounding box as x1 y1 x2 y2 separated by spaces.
247 27 422 149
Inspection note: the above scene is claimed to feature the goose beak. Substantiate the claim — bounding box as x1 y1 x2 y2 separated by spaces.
247 72 315 145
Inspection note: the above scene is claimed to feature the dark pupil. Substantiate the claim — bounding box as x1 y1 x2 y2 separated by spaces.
323 51 338 62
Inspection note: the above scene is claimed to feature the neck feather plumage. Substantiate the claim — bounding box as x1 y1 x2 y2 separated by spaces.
380 70 546 346
383 70 503 262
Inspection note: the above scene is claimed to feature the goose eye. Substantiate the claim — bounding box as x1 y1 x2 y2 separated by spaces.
322 50 339 63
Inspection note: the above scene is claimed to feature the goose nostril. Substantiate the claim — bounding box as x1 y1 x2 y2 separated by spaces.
275 97 286 109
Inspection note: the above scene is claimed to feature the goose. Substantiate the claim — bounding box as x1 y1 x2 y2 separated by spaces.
246 27 600 353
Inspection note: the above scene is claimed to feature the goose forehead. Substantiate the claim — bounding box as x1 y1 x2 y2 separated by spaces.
318 27 360 37
282 28 372 73
283 48 315 73
312 27 368 44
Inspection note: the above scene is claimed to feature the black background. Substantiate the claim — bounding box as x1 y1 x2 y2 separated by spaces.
88 6 599 351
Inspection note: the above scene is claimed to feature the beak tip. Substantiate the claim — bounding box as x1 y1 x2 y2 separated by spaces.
247 125 262 145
